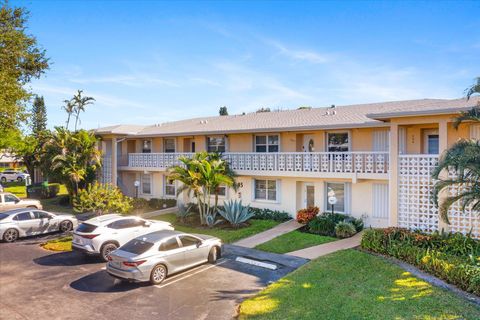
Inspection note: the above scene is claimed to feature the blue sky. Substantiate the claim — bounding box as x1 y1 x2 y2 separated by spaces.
14 0 480 129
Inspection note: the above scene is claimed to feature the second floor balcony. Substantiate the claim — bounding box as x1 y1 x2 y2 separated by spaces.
117 151 390 179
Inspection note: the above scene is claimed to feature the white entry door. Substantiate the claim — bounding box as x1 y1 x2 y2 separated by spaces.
304 183 315 207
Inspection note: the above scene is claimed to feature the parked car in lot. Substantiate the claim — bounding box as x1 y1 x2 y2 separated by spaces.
72 214 174 261
0 208 78 242
107 230 222 285
0 170 30 182
0 192 42 212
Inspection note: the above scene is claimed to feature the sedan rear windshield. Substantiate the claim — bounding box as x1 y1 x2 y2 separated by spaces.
0 213 9 220
120 239 153 254
76 223 97 233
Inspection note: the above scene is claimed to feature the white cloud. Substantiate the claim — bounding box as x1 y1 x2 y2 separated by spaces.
69 74 179 88
265 39 330 64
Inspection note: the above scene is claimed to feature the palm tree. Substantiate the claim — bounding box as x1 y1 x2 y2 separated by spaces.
433 78 480 223
168 152 236 226
62 99 75 130
72 90 95 131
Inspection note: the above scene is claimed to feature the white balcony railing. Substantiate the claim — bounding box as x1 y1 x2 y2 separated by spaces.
121 152 389 174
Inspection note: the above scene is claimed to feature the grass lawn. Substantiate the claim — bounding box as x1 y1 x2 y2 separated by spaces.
3 181 28 197
41 236 72 251
254 230 336 254
153 213 280 244
239 249 480 320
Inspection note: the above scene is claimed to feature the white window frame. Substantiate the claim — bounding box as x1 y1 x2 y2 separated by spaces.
141 173 152 195
254 134 280 153
324 182 351 214
422 129 439 154
206 136 227 153
164 138 176 153
164 176 176 198
325 131 351 152
253 179 279 203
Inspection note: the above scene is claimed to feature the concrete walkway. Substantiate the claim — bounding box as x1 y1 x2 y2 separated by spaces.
234 219 303 248
287 231 363 259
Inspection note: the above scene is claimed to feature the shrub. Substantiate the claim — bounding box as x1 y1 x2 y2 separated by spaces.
344 216 364 232
296 206 319 224
131 198 149 210
308 216 337 236
218 199 254 228
149 198 177 210
250 207 291 221
73 182 133 215
26 182 60 199
176 203 193 223
335 222 357 238
58 195 71 206
361 228 480 296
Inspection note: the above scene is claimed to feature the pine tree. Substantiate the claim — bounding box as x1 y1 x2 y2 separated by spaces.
31 95 47 137
219 106 228 116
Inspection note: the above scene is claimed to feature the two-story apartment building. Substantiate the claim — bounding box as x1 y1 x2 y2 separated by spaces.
96 97 480 237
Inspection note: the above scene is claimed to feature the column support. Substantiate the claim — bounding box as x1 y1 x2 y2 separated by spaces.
388 123 399 227
112 137 118 187
437 120 449 232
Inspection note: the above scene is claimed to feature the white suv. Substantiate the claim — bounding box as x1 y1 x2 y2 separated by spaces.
72 214 174 261
0 170 30 183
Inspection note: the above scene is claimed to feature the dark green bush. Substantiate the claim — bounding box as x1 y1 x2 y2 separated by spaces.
344 216 364 232
26 182 60 199
361 228 480 296
250 207 290 221
132 197 149 210
149 198 177 210
308 215 337 236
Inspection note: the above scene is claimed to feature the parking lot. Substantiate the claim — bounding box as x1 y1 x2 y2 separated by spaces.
0 234 308 320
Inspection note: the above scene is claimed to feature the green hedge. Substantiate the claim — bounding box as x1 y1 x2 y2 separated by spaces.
361 228 480 296
26 182 60 199
308 212 364 237
249 207 291 222
131 198 177 210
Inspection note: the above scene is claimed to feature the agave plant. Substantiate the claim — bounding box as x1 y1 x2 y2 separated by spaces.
218 199 254 228
176 203 193 223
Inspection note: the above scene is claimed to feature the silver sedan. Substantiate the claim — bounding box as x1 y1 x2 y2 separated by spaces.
0 208 78 242
106 230 222 285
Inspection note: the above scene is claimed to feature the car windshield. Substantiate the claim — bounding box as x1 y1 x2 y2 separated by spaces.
120 239 154 254
0 213 9 220
76 223 97 233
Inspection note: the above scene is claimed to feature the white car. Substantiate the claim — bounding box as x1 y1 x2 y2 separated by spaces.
72 214 174 261
0 208 78 242
0 170 30 183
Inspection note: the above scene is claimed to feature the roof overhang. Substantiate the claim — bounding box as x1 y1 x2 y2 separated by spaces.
366 106 472 120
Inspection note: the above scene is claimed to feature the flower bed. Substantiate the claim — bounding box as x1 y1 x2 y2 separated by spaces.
361 227 480 296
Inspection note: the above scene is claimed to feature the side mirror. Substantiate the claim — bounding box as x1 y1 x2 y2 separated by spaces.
15 200 20 204
144 221 152 227
196 241 202 248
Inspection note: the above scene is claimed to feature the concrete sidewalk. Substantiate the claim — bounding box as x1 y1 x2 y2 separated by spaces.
287 231 363 259
234 219 303 248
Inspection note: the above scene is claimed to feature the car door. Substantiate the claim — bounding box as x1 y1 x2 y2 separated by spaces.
13 211 40 236
158 236 185 274
3 194 20 211
32 211 56 233
179 235 209 267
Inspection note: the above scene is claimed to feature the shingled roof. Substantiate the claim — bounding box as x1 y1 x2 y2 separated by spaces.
95 97 480 137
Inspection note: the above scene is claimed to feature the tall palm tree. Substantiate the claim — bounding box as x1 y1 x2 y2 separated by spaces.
62 99 75 130
433 78 480 223
72 90 95 131
168 152 236 226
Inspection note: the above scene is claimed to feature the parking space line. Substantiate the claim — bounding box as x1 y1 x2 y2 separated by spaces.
155 259 228 289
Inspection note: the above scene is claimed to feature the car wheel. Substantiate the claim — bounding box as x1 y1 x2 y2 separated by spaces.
0 177 6 183
59 220 73 232
17 177 23 182
150 264 167 285
3 229 19 243
100 242 118 262
208 247 219 264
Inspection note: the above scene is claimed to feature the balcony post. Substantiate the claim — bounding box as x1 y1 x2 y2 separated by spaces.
388 123 399 227
112 137 117 186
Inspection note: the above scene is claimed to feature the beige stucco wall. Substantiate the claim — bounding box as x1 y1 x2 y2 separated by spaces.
228 134 253 152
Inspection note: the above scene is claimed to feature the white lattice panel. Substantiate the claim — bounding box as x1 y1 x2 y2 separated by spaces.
447 170 480 238
100 156 112 184
398 155 439 232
